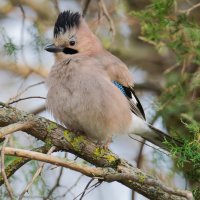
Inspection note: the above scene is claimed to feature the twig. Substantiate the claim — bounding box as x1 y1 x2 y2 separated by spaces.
10 81 45 103
181 3 200 15
139 36 158 46
79 178 94 200
0 121 33 139
17 0 28 65
1 137 15 199
98 0 116 38
164 62 180 74
129 135 170 157
8 96 46 105
132 139 145 200
55 174 84 199
0 61 48 78
18 146 56 200
51 0 60 15
64 175 84 197
82 181 102 198
82 0 92 17
132 114 160 200
44 166 64 200
74 181 102 200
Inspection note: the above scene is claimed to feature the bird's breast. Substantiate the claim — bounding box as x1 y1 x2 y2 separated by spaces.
46 64 132 141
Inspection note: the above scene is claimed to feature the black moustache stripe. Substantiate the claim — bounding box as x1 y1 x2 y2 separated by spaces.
63 47 78 54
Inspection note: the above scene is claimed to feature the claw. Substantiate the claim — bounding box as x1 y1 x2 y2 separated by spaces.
97 137 112 149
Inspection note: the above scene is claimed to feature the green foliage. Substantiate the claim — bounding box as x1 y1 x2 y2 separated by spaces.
131 0 200 198
164 119 200 199
193 186 200 200
131 0 200 64
190 71 200 90
165 120 200 170
0 27 18 58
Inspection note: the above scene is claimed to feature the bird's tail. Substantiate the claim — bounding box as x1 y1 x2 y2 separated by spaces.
132 124 182 151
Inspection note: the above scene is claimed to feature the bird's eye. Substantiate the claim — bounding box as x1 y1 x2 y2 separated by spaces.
69 40 76 46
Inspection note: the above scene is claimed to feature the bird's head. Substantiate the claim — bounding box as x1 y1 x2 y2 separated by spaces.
45 10 102 60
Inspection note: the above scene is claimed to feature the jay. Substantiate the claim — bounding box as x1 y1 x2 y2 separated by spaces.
45 11 173 149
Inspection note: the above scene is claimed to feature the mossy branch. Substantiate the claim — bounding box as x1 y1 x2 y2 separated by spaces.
0 103 193 200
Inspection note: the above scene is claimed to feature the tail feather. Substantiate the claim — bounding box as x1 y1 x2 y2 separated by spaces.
128 113 182 151
141 124 182 151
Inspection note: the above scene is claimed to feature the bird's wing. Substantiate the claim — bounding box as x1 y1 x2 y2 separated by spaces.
112 81 184 151
112 81 146 120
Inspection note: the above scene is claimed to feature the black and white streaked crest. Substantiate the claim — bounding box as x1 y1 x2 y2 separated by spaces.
54 10 81 38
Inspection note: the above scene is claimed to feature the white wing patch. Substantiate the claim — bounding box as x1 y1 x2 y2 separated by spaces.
128 113 151 136
130 93 138 104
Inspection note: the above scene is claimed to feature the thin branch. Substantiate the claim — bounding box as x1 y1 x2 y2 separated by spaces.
7 96 46 105
83 181 102 197
0 121 33 139
132 139 145 200
0 61 48 78
1 137 15 199
82 0 92 17
51 0 60 15
132 114 160 200
74 181 102 200
18 146 56 200
3 147 106 177
129 135 170 157
10 81 45 103
98 0 116 38
55 174 84 199
137 141 145 169
180 3 200 15
17 0 28 65
44 166 64 200
64 175 84 197
79 178 94 200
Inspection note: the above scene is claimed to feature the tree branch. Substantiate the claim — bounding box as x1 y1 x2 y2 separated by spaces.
0 61 48 78
4 147 193 200
82 0 92 17
18 146 56 200
0 121 33 139
98 0 116 38
0 104 193 200
180 3 200 16
0 145 52 185
1 137 15 199
44 166 64 200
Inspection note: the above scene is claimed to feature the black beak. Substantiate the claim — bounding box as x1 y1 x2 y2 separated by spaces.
44 44 64 53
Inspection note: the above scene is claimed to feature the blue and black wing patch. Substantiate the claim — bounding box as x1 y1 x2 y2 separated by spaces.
112 81 146 120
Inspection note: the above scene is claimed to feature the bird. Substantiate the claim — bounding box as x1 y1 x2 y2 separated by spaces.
45 10 176 150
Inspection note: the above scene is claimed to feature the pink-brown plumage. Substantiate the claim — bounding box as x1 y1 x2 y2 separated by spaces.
46 11 175 149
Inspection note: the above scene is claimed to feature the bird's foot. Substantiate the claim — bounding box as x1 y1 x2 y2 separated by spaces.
96 137 112 149
68 128 83 136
